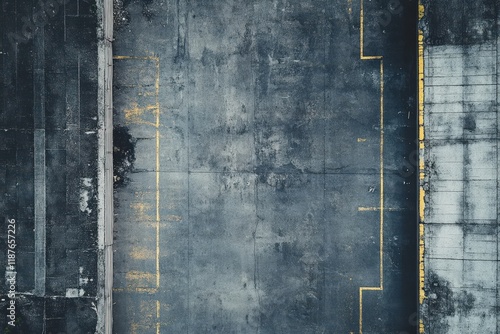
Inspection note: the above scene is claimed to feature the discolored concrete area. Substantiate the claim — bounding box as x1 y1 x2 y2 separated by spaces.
420 0 500 333
0 0 103 332
112 0 417 333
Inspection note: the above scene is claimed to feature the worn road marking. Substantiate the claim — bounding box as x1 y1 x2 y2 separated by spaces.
130 246 156 260
358 207 406 212
125 271 157 286
113 55 162 332
418 4 426 329
359 1 384 333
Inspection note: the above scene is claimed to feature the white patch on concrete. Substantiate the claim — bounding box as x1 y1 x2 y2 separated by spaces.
80 178 93 214
82 178 92 187
65 288 85 298
80 190 91 214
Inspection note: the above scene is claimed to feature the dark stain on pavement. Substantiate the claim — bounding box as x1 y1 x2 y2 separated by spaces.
113 0 130 30
426 271 454 333
113 126 136 188
426 270 477 332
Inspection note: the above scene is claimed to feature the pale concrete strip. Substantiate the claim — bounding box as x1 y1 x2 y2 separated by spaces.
96 0 114 332
34 25 46 297
34 130 46 296
424 43 499 333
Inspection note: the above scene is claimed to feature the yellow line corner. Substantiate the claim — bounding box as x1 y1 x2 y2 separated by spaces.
358 1 385 333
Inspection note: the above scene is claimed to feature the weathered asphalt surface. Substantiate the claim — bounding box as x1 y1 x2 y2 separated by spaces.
0 0 100 332
112 0 417 333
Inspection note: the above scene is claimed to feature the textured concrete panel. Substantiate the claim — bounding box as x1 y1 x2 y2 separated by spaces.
421 1 500 331
113 0 418 333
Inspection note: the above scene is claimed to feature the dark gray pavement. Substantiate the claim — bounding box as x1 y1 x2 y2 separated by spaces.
0 0 103 332
113 0 418 333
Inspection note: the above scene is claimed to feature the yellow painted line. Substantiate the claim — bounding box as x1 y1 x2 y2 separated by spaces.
156 300 161 334
379 58 385 292
419 223 425 303
359 1 384 332
114 55 163 333
357 138 367 142
418 24 426 334
154 57 161 292
166 214 183 222
125 270 157 287
130 202 155 222
358 207 405 212
419 125 425 141
123 103 158 127
359 287 383 334
360 0 382 61
130 246 156 260
418 4 425 20
418 0 426 329
113 287 158 294
114 55 160 61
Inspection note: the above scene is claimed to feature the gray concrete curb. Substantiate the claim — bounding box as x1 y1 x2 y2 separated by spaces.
96 0 113 333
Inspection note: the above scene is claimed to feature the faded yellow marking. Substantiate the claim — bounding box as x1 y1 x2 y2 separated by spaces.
130 246 155 260
126 271 157 286
139 91 156 97
114 55 163 333
360 0 383 61
114 55 159 61
418 4 425 20
124 102 158 126
359 1 384 333
156 300 161 334
166 214 183 222
139 300 157 321
418 23 426 333
357 138 367 142
155 57 161 293
419 223 425 303
113 287 158 294
358 207 405 212
130 202 152 211
130 202 155 222
419 124 425 141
